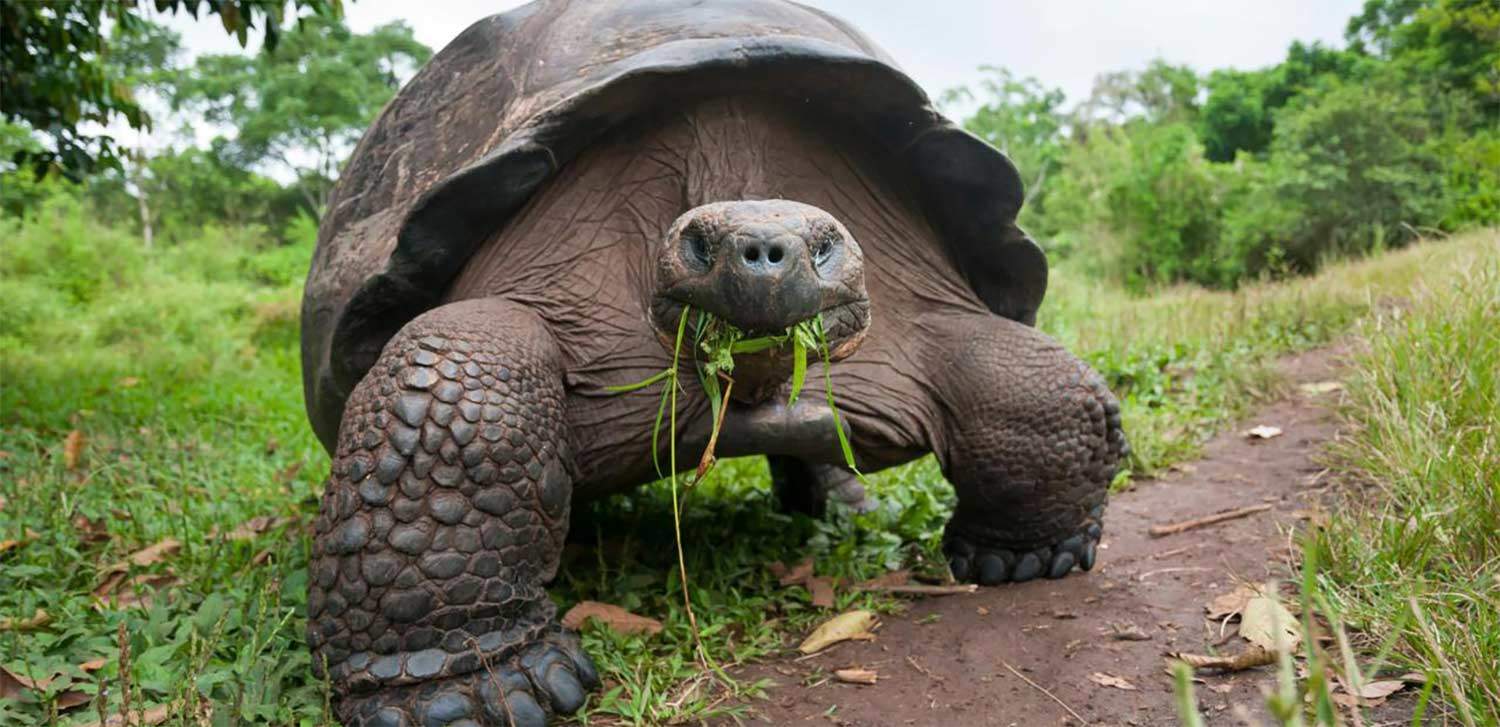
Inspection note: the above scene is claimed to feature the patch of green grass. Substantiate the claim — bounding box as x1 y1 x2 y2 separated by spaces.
1043 229 1499 481
1 189 1494 725
1306 254 1499 724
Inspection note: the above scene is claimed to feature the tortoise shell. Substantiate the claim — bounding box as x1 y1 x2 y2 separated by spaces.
301 0 1046 450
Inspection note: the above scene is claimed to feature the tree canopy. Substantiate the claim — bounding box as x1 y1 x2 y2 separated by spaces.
172 15 430 211
0 0 343 178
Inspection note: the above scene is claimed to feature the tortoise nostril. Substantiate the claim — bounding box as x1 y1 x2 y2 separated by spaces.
744 247 760 263
767 245 784 264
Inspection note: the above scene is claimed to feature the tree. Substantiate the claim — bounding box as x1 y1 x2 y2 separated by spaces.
0 0 344 179
944 67 1067 223
1078 60 1201 126
173 16 430 212
1198 42 1366 162
1348 0 1500 116
103 20 185 248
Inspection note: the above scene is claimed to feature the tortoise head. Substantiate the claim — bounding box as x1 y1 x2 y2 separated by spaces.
650 200 870 402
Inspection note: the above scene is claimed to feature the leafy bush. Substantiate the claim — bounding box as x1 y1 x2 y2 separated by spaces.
1045 122 1224 288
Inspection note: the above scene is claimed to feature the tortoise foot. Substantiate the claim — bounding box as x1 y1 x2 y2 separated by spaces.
943 503 1105 585
343 628 599 727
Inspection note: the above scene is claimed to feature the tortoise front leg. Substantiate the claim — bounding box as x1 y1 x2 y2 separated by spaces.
925 313 1127 584
308 299 598 727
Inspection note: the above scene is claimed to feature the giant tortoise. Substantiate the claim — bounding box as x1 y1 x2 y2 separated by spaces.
301 1 1128 723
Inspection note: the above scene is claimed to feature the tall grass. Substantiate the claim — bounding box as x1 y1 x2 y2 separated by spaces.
1309 257 1499 723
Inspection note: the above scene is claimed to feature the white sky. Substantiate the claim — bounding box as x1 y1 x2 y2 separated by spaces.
163 0 1363 106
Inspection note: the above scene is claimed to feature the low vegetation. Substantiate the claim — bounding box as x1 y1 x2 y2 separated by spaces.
1 178 1492 723
2 0 1494 723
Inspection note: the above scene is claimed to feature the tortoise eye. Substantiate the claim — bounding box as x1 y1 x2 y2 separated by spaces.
684 232 712 267
814 238 835 261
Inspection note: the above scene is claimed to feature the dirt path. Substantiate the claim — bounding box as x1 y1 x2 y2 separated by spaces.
724 345 1394 726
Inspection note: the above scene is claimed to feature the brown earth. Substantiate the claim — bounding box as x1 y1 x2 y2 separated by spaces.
722 345 1420 726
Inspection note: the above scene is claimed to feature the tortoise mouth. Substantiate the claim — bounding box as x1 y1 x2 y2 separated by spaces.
649 297 871 403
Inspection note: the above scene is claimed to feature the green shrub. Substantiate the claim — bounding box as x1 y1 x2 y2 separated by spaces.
1045 121 1224 288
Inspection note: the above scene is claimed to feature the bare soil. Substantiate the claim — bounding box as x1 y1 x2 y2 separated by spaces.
724 345 1417 726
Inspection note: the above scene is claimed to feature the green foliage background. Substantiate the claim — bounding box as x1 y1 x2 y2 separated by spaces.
1 0 1497 723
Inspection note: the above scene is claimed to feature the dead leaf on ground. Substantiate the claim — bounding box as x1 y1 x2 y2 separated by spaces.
1239 594 1300 651
778 557 814 587
856 569 912 590
1 664 47 698
1088 672 1137 690
55 689 91 710
1170 647 1276 673
798 610 877 654
80 704 172 726
1330 676 1416 708
1109 622 1152 641
561 601 662 636
275 461 305 484
79 658 107 672
213 515 293 541
1245 425 1283 440
72 514 109 545
1298 381 1343 395
833 668 878 685
102 538 181 576
0 608 51 631
1205 583 1261 621
807 576 835 608
94 572 180 610
63 430 85 470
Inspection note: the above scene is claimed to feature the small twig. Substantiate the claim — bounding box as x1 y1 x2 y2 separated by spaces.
905 655 943 682
1002 661 1087 724
860 583 978 596
1148 504 1273 537
1138 566 1213 582
696 374 733 479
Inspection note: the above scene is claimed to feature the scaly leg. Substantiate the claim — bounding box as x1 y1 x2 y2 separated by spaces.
308 298 598 726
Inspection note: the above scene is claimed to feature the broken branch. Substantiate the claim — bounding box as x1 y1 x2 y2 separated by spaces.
1149 504 1273 538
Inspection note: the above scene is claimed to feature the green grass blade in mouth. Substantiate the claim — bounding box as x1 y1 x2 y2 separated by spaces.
604 368 673 393
814 314 862 476
787 334 808 407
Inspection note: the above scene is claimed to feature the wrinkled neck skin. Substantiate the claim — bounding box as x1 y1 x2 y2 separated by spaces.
445 94 984 491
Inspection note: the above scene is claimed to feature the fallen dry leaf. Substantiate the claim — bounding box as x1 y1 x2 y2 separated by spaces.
1350 679 1408 700
807 576 835 608
79 658 107 672
1298 381 1343 395
856 569 912 590
1206 584 1261 621
1 664 50 697
72 514 109 545
63 430 85 470
1170 647 1276 673
215 515 292 541
0 608 50 631
833 668 878 685
1239 594 1300 651
1088 672 1137 690
102 538 182 575
798 610 877 654
1109 622 1152 641
80 704 172 727
275 461 305 484
561 601 662 636
1245 425 1283 440
55 689 90 710
778 557 815 587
